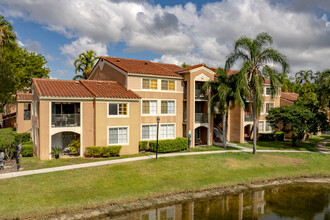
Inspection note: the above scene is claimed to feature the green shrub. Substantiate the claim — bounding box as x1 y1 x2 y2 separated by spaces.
274 131 285 141
258 133 275 141
139 141 148 151
15 132 31 144
149 137 188 153
21 145 33 157
102 146 122 157
22 140 33 145
68 139 80 154
85 146 122 157
0 128 16 159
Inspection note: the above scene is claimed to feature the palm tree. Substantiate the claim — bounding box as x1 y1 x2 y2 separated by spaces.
225 32 289 154
295 70 314 85
73 50 99 80
0 16 16 49
205 68 248 148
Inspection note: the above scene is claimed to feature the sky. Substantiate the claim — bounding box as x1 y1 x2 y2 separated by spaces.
0 0 329 80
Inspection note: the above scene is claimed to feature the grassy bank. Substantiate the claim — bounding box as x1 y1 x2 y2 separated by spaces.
0 152 329 218
238 135 330 151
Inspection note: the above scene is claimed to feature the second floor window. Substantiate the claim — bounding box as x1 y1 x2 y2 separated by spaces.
265 103 274 114
24 103 31 120
258 121 264 132
161 101 175 114
161 80 175 91
109 103 127 116
143 79 157 90
265 87 271 95
142 100 157 114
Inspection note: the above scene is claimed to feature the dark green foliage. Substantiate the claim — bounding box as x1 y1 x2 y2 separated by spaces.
15 132 31 144
149 137 188 153
0 128 16 159
51 146 62 159
274 131 285 141
258 132 284 142
139 141 148 151
85 146 122 157
22 140 33 145
21 145 33 157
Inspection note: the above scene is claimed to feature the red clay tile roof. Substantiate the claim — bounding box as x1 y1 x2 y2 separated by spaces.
281 92 299 102
80 80 140 99
33 79 94 98
16 93 32 101
32 78 140 99
103 57 183 78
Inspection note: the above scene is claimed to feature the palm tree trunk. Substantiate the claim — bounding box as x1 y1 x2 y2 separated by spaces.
222 112 227 148
252 99 257 155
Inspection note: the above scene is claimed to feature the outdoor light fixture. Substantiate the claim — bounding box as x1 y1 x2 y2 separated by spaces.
156 117 160 159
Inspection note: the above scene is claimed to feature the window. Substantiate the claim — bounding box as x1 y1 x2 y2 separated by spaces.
108 103 127 116
142 79 157 90
265 87 271 95
161 101 175 114
265 103 274 114
142 125 157 140
160 124 175 139
24 103 31 120
258 121 264 132
142 100 157 115
109 127 128 144
161 80 175 91
265 122 273 132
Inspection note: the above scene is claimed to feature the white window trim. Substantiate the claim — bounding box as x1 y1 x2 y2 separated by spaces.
265 102 275 115
107 126 129 146
264 121 273 133
141 124 158 141
160 100 176 116
159 123 176 140
107 102 129 118
264 86 271 96
141 99 158 116
161 79 176 91
258 120 265 133
141 78 158 91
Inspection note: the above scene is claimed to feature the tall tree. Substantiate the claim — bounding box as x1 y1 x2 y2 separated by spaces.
0 16 16 49
225 32 289 154
315 69 330 109
205 68 248 148
73 50 99 80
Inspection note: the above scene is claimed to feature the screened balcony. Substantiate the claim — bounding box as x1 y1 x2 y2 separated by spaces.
195 113 208 123
195 82 208 100
51 103 80 127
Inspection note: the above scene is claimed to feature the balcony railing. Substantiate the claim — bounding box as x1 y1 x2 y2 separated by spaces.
244 114 253 122
195 113 208 123
51 114 80 127
195 89 208 100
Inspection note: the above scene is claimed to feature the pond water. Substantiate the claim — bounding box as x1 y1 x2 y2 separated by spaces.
95 183 330 220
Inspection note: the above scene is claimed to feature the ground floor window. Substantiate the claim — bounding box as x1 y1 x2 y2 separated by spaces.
265 122 273 132
258 121 264 132
142 125 157 140
109 127 128 144
160 124 175 139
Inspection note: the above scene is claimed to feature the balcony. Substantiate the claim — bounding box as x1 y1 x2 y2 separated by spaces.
244 114 253 122
195 89 208 100
51 114 80 127
195 113 208 123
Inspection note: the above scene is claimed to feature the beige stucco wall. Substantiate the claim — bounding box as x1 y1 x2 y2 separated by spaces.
16 101 32 133
89 60 127 87
94 100 140 155
82 101 95 154
228 103 244 143
39 101 50 160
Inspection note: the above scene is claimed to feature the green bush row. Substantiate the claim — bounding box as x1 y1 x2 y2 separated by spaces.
85 146 122 157
258 132 285 141
0 128 31 158
139 141 148 151
148 137 188 153
22 145 33 157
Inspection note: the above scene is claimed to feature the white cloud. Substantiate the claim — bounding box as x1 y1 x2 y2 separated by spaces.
60 37 108 66
1 0 330 73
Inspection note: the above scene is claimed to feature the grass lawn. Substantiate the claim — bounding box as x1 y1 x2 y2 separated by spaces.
238 135 330 151
0 152 329 218
182 145 238 152
20 152 154 171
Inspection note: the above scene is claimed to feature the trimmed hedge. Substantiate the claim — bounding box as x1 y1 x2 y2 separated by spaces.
258 132 285 141
149 137 188 153
15 132 31 144
139 141 148 151
22 145 33 157
85 146 122 157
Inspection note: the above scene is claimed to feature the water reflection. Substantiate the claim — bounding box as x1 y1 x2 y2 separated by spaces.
105 184 330 220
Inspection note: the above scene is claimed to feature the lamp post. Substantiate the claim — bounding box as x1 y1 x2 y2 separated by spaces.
156 117 160 159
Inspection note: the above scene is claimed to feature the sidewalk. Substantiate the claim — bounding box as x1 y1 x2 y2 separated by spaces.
0 147 316 180
315 139 330 153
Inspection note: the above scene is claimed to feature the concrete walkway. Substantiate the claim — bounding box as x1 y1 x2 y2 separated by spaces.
0 147 317 180
315 139 330 153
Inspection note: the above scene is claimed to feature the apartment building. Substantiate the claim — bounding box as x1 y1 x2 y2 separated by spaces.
31 57 296 160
